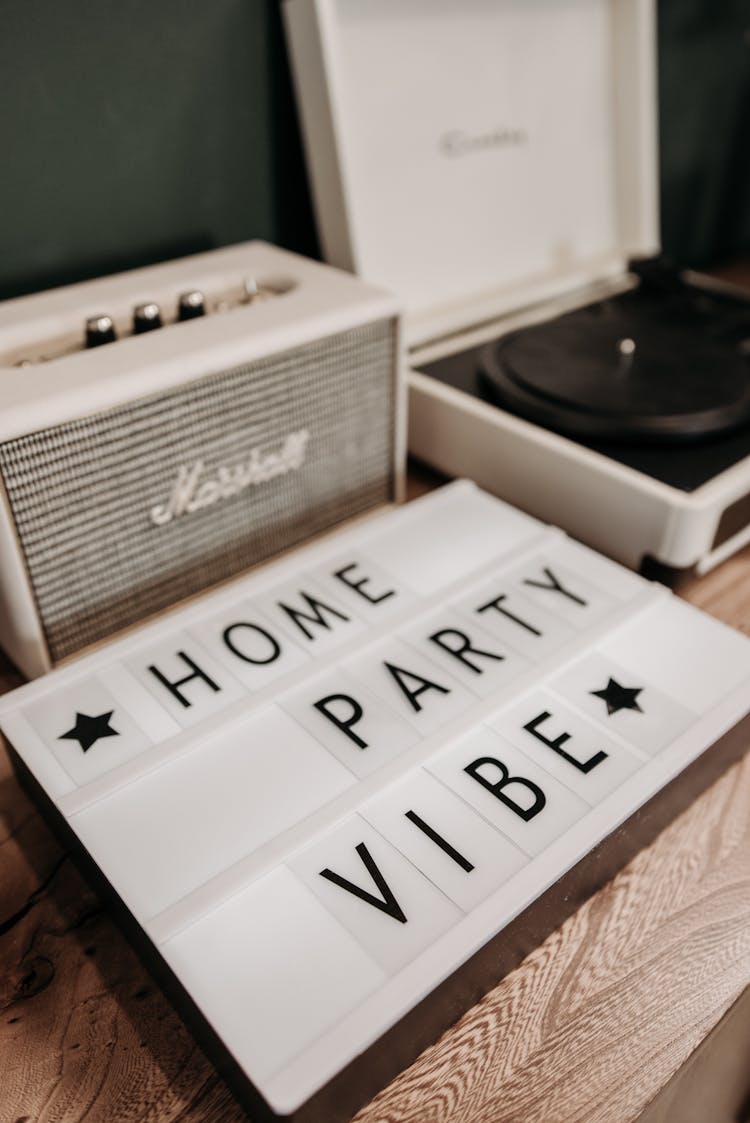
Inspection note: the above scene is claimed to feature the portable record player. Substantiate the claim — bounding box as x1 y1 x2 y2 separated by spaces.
283 0 750 579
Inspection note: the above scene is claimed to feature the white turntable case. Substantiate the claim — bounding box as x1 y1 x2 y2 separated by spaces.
283 0 750 576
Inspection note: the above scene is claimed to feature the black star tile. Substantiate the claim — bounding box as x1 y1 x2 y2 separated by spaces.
590 678 643 716
59 710 120 753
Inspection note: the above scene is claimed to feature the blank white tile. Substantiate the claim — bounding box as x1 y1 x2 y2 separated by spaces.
549 651 694 756
23 677 154 785
452 584 574 661
502 553 616 628
289 815 461 973
600 597 750 715
489 691 643 805
254 576 367 654
161 867 386 1087
125 634 246 726
311 551 416 622
187 600 310 691
366 482 542 594
71 707 354 919
281 668 420 777
363 770 528 912
400 607 530 699
428 726 588 857
349 638 476 734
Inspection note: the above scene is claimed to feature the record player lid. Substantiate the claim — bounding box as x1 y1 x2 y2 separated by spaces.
284 0 660 348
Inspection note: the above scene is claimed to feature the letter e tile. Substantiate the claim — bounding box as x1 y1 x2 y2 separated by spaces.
489 690 643 804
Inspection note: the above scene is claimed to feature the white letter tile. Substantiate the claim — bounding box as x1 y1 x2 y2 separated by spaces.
362 769 528 912
281 668 420 777
489 690 643 804
125 634 247 726
428 727 588 857
288 815 461 973
452 584 574 661
400 607 531 699
349 639 476 734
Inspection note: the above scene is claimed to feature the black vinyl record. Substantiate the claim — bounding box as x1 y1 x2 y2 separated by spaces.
480 270 750 444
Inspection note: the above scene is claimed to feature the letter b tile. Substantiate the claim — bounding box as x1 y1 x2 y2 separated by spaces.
428 727 588 857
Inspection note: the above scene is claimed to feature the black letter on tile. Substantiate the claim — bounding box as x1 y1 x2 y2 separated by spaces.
314 694 367 750
523 566 587 606
429 628 504 674
223 622 282 665
465 756 546 821
524 711 607 773
405 809 474 872
320 842 407 923
278 592 350 641
147 651 220 708
333 562 396 605
384 661 450 713
477 595 542 636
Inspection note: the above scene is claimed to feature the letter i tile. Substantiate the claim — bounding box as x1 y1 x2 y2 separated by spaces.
547 652 694 756
288 815 462 973
428 727 588 857
400 606 531 699
23 677 155 784
362 770 528 912
488 690 643 805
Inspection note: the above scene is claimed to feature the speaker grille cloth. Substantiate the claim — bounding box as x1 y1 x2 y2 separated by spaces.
0 318 396 663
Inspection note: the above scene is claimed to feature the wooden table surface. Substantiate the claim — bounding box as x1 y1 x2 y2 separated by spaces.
3 271 750 1120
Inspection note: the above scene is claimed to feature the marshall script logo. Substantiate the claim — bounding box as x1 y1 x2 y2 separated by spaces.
150 429 310 527
440 126 528 157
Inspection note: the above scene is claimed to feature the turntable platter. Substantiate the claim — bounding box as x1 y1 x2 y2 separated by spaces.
481 280 750 443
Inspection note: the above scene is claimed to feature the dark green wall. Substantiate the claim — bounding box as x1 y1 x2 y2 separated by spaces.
0 0 317 300
0 0 747 302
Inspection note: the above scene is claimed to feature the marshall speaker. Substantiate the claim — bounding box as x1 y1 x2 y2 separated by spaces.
0 242 404 679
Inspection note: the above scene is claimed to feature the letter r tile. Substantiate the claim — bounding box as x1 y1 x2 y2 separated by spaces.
288 815 461 974
428 727 588 857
